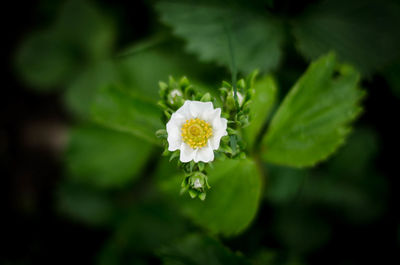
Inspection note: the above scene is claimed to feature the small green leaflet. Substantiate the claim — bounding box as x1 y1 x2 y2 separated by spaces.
262 53 365 167
156 0 284 74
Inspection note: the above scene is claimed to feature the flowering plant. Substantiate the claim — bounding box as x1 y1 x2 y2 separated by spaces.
156 74 256 200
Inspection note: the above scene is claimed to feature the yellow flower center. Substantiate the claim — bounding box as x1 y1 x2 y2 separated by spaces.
181 118 213 148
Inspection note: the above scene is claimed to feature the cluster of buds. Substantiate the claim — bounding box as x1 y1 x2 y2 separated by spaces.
180 164 211 200
157 76 214 123
217 71 257 159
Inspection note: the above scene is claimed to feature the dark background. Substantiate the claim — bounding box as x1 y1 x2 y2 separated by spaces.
2 0 400 264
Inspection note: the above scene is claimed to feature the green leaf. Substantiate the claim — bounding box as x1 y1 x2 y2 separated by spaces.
262 53 365 167
91 84 163 145
98 201 189 265
292 0 400 75
273 206 331 254
158 234 251 265
15 31 78 90
64 61 116 119
54 0 115 62
116 49 188 100
56 181 116 226
65 126 153 188
156 1 284 73
158 158 262 236
14 0 115 90
244 75 278 149
265 164 307 205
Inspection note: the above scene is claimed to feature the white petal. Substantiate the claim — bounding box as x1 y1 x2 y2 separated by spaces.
202 107 221 123
209 117 228 150
166 113 185 151
194 143 214 163
180 143 196 163
167 127 182 151
189 101 213 118
176 100 192 118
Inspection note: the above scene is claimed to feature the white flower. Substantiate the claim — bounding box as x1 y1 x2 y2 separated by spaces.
166 100 228 163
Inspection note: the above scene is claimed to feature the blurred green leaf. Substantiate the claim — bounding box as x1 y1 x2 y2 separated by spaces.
262 53 365 167
383 61 400 98
301 128 386 223
64 46 207 120
245 75 278 149
15 31 78 90
64 61 116 119
158 234 251 265
15 0 115 90
266 128 386 224
116 49 189 100
54 0 115 61
251 249 304 265
57 181 116 226
91 84 163 145
326 127 379 176
98 202 190 265
265 164 307 204
292 0 400 75
156 0 284 73
65 126 153 188
273 206 331 254
158 158 262 236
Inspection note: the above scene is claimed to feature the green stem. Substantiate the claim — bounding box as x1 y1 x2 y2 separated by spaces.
115 33 168 59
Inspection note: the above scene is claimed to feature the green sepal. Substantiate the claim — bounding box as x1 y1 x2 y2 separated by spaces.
198 162 205 172
169 151 180 162
237 79 246 90
162 148 170 156
188 189 198 198
198 192 206 201
164 110 171 120
222 81 232 89
156 129 167 139
200 92 212 102
179 76 190 88
227 127 238 135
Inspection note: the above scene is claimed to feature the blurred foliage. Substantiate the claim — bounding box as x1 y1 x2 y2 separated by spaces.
15 0 115 90
65 126 154 188
156 0 284 74
292 0 400 75
158 234 250 265
12 0 398 264
91 84 163 144
383 61 400 98
98 200 191 265
56 180 117 227
266 128 386 253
